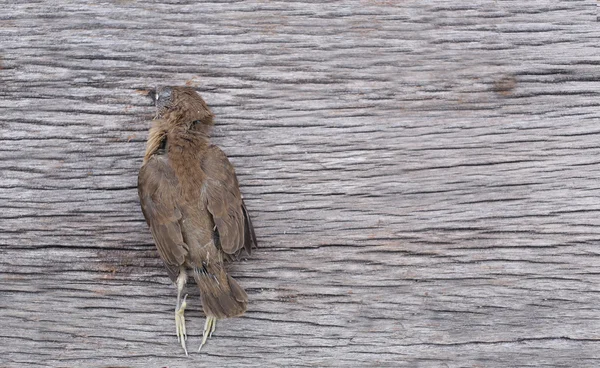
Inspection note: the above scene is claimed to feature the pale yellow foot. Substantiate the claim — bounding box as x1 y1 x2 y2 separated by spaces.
175 294 188 355
198 316 217 352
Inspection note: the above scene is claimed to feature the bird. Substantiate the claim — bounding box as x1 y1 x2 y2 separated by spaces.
138 86 257 354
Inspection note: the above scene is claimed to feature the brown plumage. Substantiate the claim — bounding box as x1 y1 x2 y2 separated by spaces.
138 87 257 354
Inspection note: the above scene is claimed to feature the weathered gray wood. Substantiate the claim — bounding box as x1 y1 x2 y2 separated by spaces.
1 0 600 367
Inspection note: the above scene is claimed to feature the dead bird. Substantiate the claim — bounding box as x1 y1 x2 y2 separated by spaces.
138 86 257 354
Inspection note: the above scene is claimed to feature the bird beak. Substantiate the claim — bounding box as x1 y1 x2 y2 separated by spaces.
147 88 158 106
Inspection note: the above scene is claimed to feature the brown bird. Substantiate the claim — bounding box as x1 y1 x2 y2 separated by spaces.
138 86 257 354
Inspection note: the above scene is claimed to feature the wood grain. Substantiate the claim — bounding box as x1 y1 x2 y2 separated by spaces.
1 1 600 367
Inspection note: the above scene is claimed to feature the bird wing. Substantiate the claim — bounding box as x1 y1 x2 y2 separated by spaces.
201 145 256 256
138 154 188 281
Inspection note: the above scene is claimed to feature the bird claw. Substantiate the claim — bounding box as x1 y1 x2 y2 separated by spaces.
175 294 188 355
198 316 217 352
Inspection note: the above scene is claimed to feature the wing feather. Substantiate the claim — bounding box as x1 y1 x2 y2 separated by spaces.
138 155 188 281
201 146 256 255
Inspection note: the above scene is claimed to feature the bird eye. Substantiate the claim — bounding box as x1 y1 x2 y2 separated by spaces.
155 88 172 110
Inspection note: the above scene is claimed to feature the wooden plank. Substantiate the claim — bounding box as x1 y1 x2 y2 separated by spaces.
1 0 600 367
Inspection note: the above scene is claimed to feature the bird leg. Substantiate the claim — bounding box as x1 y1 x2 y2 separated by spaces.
175 270 188 355
198 316 217 352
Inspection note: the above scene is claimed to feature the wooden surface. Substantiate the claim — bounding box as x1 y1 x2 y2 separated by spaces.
1 1 600 367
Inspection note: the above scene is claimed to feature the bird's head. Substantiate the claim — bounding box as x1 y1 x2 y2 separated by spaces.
153 86 214 127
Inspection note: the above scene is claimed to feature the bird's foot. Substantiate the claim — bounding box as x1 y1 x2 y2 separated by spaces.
175 294 188 355
198 316 217 352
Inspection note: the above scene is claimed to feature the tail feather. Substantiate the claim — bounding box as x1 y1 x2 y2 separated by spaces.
194 262 247 319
